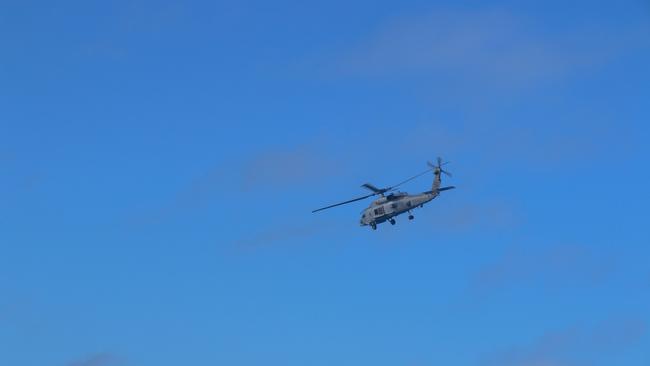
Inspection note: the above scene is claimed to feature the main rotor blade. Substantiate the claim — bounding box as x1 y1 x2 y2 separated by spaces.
389 167 434 190
312 192 377 213
361 183 382 193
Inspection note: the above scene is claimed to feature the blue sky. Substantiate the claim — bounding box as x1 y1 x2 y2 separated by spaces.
1 0 649 365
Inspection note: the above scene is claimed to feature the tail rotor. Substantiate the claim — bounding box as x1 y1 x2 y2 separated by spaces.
427 157 452 177
427 157 454 193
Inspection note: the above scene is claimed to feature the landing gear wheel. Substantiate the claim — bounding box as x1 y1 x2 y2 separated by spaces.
389 219 396 225
371 222 377 230
408 215 414 220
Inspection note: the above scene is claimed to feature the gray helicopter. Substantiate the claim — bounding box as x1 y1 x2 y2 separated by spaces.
312 158 455 230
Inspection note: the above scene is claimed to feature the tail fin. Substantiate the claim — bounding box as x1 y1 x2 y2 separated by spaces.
427 157 452 193
432 167 442 192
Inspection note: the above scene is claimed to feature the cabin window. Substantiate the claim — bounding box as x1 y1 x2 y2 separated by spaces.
374 206 385 215
407 201 412 207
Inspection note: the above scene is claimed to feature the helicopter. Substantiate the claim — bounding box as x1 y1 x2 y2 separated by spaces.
312 158 455 230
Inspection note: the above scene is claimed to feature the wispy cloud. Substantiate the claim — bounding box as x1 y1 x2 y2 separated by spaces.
126 144 344 226
233 220 341 250
471 243 616 292
482 317 647 366
66 352 123 366
85 0 191 61
239 145 343 191
431 200 521 232
362 91 638 194
337 8 649 90
0 150 15 163
328 8 648 172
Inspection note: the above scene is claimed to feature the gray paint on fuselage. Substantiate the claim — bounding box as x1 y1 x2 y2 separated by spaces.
359 192 437 226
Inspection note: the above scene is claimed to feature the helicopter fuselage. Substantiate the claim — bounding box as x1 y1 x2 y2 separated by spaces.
359 191 438 228
311 158 455 229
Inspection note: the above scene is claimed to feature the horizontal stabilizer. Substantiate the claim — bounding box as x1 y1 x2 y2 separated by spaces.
424 186 456 195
